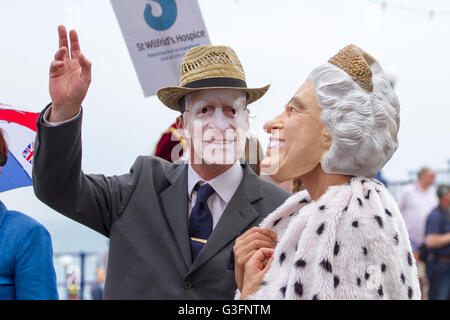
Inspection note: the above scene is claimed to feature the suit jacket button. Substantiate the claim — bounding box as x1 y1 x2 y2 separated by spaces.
183 281 192 290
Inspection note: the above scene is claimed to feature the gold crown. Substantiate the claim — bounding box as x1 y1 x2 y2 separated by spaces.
328 44 376 92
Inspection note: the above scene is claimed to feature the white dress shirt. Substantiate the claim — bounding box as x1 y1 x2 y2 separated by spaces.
42 106 81 127
188 161 243 230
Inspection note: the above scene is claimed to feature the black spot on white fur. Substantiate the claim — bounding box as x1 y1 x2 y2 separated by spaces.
320 259 332 273
334 241 340 256
295 258 307 268
273 218 282 227
374 215 384 228
294 281 303 297
280 286 287 298
334 276 340 288
279 252 286 265
408 287 413 299
378 285 384 297
407 252 413 266
316 223 325 235
393 233 399 245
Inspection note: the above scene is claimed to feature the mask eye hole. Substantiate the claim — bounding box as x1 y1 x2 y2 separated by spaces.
222 106 237 116
198 106 214 115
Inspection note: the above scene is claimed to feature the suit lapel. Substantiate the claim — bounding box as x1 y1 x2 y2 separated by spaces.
187 163 263 276
160 164 192 268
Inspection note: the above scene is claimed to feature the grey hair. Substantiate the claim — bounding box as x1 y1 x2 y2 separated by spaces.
308 62 400 177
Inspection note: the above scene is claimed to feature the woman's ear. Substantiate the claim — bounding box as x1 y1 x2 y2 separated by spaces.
322 126 333 151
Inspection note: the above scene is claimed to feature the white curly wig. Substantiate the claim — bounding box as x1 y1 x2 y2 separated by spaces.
308 61 400 177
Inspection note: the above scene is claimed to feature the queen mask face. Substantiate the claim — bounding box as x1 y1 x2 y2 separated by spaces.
182 89 249 165
260 80 332 181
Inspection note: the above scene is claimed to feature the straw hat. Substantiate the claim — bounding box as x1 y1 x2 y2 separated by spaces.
157 45 270 112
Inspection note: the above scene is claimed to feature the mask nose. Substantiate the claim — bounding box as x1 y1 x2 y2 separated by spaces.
210 108 232 131
264 113 284 133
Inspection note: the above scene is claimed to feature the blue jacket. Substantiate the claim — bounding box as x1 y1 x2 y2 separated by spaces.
425 205 450 258
0 200 58 300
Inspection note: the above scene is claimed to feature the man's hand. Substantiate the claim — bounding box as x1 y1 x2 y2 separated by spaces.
233 227 277 291
49 25 92 122
240 247 274 300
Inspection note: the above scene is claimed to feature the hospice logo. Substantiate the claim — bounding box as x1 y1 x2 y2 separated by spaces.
144 0 177 31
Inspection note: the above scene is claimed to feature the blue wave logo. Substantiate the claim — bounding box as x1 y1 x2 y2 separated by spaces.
144 0 177 31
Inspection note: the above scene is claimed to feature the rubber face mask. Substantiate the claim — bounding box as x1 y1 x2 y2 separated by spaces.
260 80 332 182
182 89 249 165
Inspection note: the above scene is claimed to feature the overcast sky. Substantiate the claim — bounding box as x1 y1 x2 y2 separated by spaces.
1 0 449 253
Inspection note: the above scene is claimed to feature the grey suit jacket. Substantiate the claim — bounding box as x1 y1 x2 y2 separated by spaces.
32 105 290 299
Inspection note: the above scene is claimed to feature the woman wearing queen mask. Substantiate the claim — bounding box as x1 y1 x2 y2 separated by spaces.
235 45 421 300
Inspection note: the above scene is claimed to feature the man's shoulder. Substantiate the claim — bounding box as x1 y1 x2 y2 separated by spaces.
127 156 186 190
132 155 183 174
2 210 51 243
4 210 43 229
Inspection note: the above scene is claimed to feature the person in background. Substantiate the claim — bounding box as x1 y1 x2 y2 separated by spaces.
398 167 438 253
375 170 388 187
398 167 438 296
91 249 108 300
0 129 58 300
153 121 188 163
425 184 450 300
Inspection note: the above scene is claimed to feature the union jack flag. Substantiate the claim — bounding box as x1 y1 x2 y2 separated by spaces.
22 142 34 164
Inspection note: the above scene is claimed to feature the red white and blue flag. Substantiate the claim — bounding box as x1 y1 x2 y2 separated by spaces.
0 103 39 192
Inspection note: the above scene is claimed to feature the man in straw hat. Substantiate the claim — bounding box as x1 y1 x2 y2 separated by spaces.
32 25 290 299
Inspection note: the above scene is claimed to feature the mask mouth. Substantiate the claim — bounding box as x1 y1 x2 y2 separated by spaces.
267 139 285 150
203 137 237 144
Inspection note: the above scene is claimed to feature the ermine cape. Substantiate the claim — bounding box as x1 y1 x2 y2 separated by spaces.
237 177 421 300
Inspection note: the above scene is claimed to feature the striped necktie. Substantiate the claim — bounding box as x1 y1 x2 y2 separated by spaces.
189 183 215 261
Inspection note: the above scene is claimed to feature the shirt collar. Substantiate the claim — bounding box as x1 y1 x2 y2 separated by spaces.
187 161 243 204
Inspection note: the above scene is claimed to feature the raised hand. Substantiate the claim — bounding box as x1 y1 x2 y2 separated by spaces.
48 25 92 122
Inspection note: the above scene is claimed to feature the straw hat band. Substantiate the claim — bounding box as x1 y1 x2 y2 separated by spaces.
182 77 247 89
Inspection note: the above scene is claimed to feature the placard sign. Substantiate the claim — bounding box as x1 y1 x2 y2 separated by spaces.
111 0 211 96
